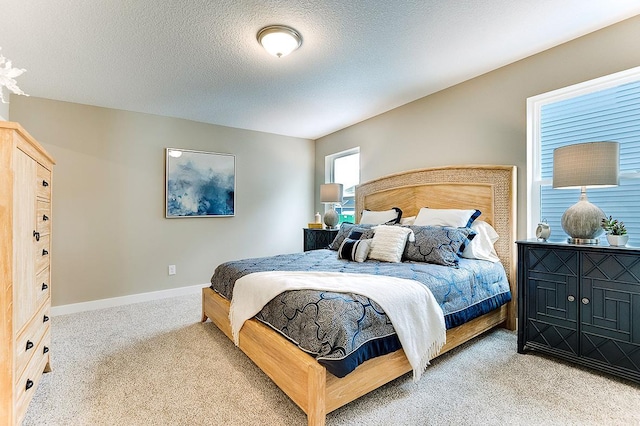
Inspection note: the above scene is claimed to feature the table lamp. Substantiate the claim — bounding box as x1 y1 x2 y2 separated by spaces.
320 183 343 229
552 141 619 244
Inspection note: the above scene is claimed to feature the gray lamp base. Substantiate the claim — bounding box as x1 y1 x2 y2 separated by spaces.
567 237 599 245
323 209 339 229
561 190 605 245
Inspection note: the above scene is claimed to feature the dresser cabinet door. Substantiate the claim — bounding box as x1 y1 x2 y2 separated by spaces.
581 251 640 374
13 149 38 333
524 246 579 355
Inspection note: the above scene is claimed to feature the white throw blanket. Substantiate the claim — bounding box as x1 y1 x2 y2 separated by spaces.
229 271 446 382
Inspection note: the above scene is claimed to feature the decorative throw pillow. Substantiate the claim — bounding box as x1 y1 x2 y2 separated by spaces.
338 238 373 262
400 215 416 226
359 207 403 225
461 220 500 262
368 225 415 263
328 223 374 250
413 207 481 228
403 225 476 267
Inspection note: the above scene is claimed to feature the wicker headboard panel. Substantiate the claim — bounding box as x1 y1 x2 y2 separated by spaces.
355 165 517 291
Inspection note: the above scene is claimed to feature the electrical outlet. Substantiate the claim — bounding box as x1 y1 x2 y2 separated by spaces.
168 265 176 275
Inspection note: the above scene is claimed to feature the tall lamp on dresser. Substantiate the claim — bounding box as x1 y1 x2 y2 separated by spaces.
0 122 55 425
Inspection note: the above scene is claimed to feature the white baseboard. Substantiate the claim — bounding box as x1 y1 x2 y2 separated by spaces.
51 283 207 316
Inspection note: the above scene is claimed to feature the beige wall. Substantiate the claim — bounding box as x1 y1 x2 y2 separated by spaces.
315 15 640 239
9 97 314 306
0 100 8 121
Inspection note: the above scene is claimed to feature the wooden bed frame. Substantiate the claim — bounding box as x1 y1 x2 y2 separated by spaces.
202 165 517 426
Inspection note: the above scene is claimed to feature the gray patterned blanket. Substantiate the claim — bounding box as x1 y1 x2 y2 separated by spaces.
210 249 511 377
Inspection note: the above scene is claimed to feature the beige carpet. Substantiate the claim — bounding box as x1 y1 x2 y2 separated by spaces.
24 292 640 425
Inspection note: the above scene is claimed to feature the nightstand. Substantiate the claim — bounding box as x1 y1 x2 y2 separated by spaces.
516 240 640 384
303 228 339 251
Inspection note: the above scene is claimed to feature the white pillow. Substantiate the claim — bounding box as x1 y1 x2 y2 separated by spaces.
461 220 500 262
359 208 402 225
413 207 481 228
368 225 414 263
399 215 416 226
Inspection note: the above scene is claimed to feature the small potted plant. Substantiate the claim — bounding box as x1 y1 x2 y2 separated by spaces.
601 215 629 246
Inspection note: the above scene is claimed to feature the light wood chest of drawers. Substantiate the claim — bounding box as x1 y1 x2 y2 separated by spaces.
1 121 55 425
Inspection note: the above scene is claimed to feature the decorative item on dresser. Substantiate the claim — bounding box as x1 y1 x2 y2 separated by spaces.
320 183 343 229
517 240 640 384
552 141 620 244
0 121 55 425
303 228 339 251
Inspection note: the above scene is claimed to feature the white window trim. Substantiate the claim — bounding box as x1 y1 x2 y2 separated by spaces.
325 147 360 184
526 65 640 238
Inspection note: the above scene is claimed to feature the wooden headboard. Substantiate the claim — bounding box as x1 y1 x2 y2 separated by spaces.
355 165 517 328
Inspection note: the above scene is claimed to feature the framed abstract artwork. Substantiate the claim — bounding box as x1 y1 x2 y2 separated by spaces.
165 148 235 218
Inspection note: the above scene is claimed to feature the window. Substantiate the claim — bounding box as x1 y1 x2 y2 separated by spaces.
325 148 360 224
527 66 640 245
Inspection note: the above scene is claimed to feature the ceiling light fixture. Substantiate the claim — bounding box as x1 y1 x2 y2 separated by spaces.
257 25 302 58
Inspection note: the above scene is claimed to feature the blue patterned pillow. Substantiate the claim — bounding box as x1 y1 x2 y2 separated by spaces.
402 225 476 266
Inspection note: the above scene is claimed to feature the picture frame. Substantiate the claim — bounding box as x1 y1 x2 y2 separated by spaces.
165 148 235 218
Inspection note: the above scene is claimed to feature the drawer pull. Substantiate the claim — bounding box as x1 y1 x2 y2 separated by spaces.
43 346 49 354
42 283 48 291
43 315 49 323
33 230 40 241
42 180 49 187
567 295 575 302
25 379 34 391
43 214 49 221
582 297 590 305
42 249 49 256
26 340 34 351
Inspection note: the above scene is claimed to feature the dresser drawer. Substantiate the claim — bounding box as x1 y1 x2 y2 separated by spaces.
36 200 51 236
35 233 50 274
36 164 51 201
35 267 51 312
14 333 50 425
15 302 51 380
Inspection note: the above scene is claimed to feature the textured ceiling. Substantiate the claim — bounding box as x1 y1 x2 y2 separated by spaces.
1 1 639 139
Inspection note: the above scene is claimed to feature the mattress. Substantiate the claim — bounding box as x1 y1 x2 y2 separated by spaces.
210 248 511 377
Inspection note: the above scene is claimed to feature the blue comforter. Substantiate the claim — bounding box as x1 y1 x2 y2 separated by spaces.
210 249 510 377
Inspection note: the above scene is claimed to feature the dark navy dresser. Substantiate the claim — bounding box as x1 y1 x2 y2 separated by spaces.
517 240 640 383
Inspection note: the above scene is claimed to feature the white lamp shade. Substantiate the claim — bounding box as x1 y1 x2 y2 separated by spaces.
257 26 302 58
553 141 619 189
320 183 343 203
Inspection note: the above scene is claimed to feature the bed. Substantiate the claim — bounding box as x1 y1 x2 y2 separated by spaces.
201 165 517 426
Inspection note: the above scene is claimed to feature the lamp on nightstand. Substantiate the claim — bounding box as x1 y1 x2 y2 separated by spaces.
320 183 343 229
553 141 619 244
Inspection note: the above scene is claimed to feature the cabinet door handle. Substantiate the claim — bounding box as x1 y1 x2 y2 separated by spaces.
43 214 49 221
33 230 40 241
42 249 49 256
581 297 590 305
26 340 34 351
42 283 48 291
43 315 49 323
567 295 575 302
25 379 34 391
43 346 49 354
42 180 49 187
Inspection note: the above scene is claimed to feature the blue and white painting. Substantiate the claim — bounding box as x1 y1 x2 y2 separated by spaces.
166 148 235 217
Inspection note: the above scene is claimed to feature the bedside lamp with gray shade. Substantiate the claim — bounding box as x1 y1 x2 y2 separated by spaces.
320 183 343 229
553 141 619 244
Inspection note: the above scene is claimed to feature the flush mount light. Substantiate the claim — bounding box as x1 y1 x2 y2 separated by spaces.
257 25 302 58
